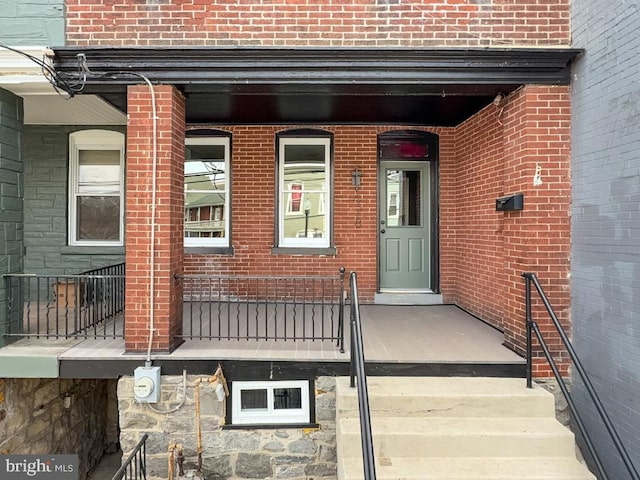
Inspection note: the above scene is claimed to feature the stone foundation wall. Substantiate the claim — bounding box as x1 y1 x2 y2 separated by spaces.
0 378 116 480
118 375 337 480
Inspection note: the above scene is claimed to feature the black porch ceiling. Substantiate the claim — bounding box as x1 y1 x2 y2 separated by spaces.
53 47 581 126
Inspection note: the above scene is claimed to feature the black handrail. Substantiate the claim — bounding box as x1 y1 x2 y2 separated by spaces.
112 433 148 480
523 272 639 480
348 271 376 480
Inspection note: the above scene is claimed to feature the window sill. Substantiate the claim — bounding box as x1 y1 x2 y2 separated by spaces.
185 247 234 255
271 247 337 256
61 246 125 255
223 423 319 430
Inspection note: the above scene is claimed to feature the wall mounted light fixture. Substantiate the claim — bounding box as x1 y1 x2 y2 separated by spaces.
351 169 362 188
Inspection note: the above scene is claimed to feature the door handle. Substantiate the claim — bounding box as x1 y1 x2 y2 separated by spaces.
380 229 386 234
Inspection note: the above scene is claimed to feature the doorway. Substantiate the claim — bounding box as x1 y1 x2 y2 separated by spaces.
377 131 438 293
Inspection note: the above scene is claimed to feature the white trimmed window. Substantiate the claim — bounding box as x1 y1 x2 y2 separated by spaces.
68 130 125 246
184 136 230 247
231 380 311 425
278 136 331 247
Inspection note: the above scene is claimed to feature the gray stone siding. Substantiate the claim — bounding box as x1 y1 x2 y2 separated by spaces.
118 375 337 480
0 88 23 347
0 0 65 46
571 2 640 478
22 126 125 275
0 377 118 480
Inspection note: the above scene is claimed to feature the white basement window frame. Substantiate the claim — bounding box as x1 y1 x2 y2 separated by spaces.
68 129 125 247
230 380 311 426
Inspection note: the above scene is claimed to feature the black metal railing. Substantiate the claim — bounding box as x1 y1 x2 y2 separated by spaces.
112 434 148 480
177 268 345 351
348 271 376 480
523 272 639 480
2 263 125 339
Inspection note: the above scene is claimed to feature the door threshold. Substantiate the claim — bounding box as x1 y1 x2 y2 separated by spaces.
374 292 444 305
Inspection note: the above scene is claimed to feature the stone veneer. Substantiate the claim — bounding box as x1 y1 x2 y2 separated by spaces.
118 375 337 480
0 378 118 480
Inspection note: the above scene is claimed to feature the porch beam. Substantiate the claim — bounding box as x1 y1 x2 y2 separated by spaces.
53 47 580 91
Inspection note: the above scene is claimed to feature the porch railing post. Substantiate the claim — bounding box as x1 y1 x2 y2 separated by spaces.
523 273 533 389
338 266 345 353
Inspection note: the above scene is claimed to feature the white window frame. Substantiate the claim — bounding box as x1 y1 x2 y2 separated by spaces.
278 137 331 248
231 380 311 425
68 130 125 247
184 136 230 248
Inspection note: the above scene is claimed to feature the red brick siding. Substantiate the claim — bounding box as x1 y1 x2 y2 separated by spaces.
446 85 571 374
125 85 185 353
183 125 444 301
65 0 570 47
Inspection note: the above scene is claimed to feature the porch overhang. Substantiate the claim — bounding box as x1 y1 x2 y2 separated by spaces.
52 47 581 126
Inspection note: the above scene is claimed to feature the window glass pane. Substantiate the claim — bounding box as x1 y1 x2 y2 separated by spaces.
77 196 120 240
241 389 268 410
184 138 229 246
380 139 429 160
184 192 226 238
273 388 302 410
185 159 226 192
78 150 120 194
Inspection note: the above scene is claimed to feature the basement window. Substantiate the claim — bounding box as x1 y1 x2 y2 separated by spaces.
230 380 313 426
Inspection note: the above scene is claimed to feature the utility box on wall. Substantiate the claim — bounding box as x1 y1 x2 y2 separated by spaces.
496 193 524 211
133 366 161 403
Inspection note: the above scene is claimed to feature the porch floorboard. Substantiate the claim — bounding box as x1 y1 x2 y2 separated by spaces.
59 304 522 364
1 305 524 377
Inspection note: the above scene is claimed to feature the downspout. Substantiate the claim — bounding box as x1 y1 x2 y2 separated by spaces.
138 75 158 366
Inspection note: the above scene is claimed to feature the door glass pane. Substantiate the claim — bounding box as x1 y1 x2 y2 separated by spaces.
386 169 421 227
241 389 268 410
273 388 302 410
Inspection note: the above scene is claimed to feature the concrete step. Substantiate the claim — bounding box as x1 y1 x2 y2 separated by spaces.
337 416 578 459
339 456 596 480
336 376 595 480
336 376 556 418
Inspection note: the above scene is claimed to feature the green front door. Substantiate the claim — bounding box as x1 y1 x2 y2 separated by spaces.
378 161 431 291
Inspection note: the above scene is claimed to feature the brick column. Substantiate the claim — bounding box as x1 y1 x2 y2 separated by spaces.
501 85 572 376
125 85 185 353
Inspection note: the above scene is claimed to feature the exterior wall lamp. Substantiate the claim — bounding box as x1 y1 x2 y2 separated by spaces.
351 169 362 188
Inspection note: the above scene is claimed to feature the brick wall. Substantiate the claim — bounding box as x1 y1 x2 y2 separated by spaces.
183 125 446 302
65 0 570 47
0 89 23 347
177 102 570 369
571 1 640 476
446 85 572 375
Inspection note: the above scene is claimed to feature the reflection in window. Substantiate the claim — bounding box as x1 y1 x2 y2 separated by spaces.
184 136 230 247
68 130 124 246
